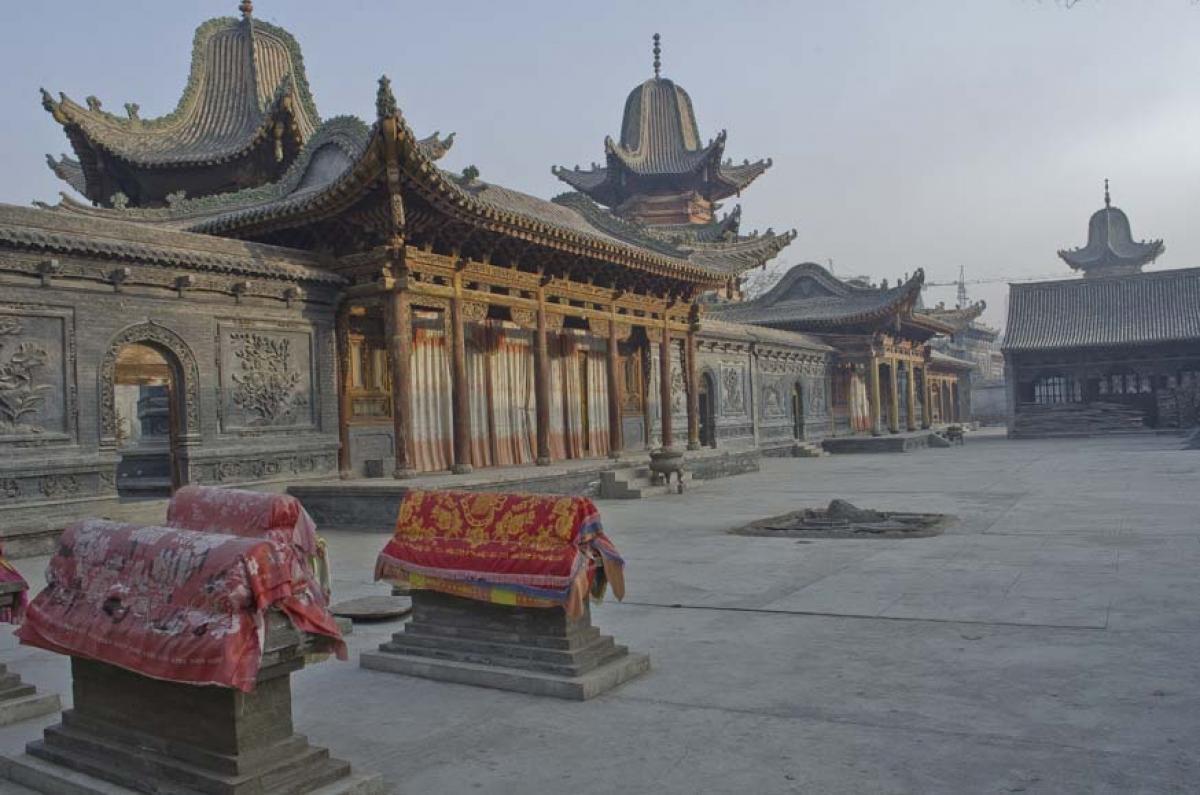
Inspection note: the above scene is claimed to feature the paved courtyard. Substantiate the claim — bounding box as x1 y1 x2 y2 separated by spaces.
2 431 1197 793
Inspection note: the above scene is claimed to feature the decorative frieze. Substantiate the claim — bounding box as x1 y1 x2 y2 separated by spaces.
0 303 75 444
218 322 315 432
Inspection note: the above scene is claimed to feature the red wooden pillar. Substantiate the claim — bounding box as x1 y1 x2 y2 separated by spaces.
387 283 415 478
449 275 472 474
606 318 623 458
534 285 551 465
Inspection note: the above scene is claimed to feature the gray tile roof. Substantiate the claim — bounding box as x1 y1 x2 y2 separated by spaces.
1058 205 1163 276
710 262 935 330
699 317 833 352
0 203 341 286
41 13 320 203
552 76 770 206
1004 267 1200 351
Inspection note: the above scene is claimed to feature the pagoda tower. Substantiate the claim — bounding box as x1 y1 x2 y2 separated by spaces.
1057 181 1164 278
553 34 772 229
40 1 322 208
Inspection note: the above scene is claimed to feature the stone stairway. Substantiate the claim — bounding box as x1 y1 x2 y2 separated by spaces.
793 441 829 458
599 464 694 499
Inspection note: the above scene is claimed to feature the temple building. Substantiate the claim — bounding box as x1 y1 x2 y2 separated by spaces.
1004 184 1200 436
923 298 1005 424
0 7 843 550
710 262 966 434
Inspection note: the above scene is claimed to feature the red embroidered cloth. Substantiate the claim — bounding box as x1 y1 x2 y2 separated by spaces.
166 486 329 600
374 490 625 618
17 519 345 692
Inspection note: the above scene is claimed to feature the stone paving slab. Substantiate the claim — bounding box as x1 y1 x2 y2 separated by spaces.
0 431 1197 793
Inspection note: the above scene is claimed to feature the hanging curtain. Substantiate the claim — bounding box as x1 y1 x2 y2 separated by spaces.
559 334 586 459
465 327 493 470
410 323 453 472
850 371 871 432
586 344 611 457
547 333 569 460
490 326 536 466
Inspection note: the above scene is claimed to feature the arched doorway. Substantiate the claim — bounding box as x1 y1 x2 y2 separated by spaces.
698 370 716 447
112 343 181 496
791 380 804 440
100 323 199 496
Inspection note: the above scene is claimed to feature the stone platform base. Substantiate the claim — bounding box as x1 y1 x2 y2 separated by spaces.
0 664 60 728
1 752 384 795
1 656 383 795
822 430 945 454
361 591 649 700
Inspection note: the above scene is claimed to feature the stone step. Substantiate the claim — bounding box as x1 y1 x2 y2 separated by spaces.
0 691 60 728
32 723 348 795
379 631 627 678
388 625 618 669
599 465 694 499
0 681 38 703
60 710 311 777
403 619 601 651
361 646 651 701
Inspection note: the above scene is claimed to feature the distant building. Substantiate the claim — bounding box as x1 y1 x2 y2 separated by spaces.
1004 185 1200 436
923 301 1005 424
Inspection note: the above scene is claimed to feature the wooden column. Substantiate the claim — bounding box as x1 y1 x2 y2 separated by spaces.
919 366 932 429
685 323 700 451
867 357 882 436
606 318 623 458
534 284 551 465
449 272 472 474
659 319 674 449
335 301 353 478
387 284 415 478
905 361 917 431
887 358 900 433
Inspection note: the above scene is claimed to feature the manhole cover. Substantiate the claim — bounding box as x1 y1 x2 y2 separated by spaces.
330 595 412 622
732 499 947 539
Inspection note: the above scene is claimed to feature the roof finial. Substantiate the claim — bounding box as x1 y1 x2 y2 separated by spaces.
376 75 397 120
238 0 253 19
653 33 661 78
1104 178 1111 209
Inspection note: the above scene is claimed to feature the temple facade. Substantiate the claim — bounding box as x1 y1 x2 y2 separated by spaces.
711 263 966 434
1005 186 1200 436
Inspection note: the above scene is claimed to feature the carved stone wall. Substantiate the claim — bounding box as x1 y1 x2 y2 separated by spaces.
0 303 74 444
217 322 316 432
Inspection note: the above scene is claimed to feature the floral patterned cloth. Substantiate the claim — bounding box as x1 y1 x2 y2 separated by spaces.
375 490 625 618
166 486 330 600
17 519 345 692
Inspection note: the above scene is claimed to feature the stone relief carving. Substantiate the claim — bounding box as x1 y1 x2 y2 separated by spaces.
0 318 52 435
763 383 785 418
100 323 200 444
38 474 80 498
0 478 19 500
722 367 744 414
229 332 308 426
196 452 336 484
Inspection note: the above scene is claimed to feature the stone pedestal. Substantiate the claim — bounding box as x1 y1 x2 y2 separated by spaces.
361 591 649 700
1 612 383 794
0 581 61 727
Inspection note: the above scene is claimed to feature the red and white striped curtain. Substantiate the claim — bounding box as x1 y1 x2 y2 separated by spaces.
586 346 611 457
491 327 536 466
465 333 493 469
850 371 872 432
410 323 453 472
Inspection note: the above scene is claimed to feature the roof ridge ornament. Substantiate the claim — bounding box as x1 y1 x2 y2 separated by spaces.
1104 177 1111 209
239 0 253 19
376 74 397 120
653 33 661 78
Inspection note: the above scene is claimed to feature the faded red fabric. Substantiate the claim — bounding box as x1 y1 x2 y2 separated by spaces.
374 490 625 617
17 520 345 692
0 547 28 624
166 485 328 601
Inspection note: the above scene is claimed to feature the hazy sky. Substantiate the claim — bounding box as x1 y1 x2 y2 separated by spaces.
4 1 1199 329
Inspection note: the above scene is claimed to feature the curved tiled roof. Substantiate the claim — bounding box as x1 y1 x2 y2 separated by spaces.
920 301 987 333
1004 268 1200 351
552 74 771 206
1057 204 1163 276
711 262 936 329
0 203 341 286
41 12 321 205
929 350 976 371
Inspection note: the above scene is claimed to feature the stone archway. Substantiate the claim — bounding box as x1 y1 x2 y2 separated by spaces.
99 322 200 450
